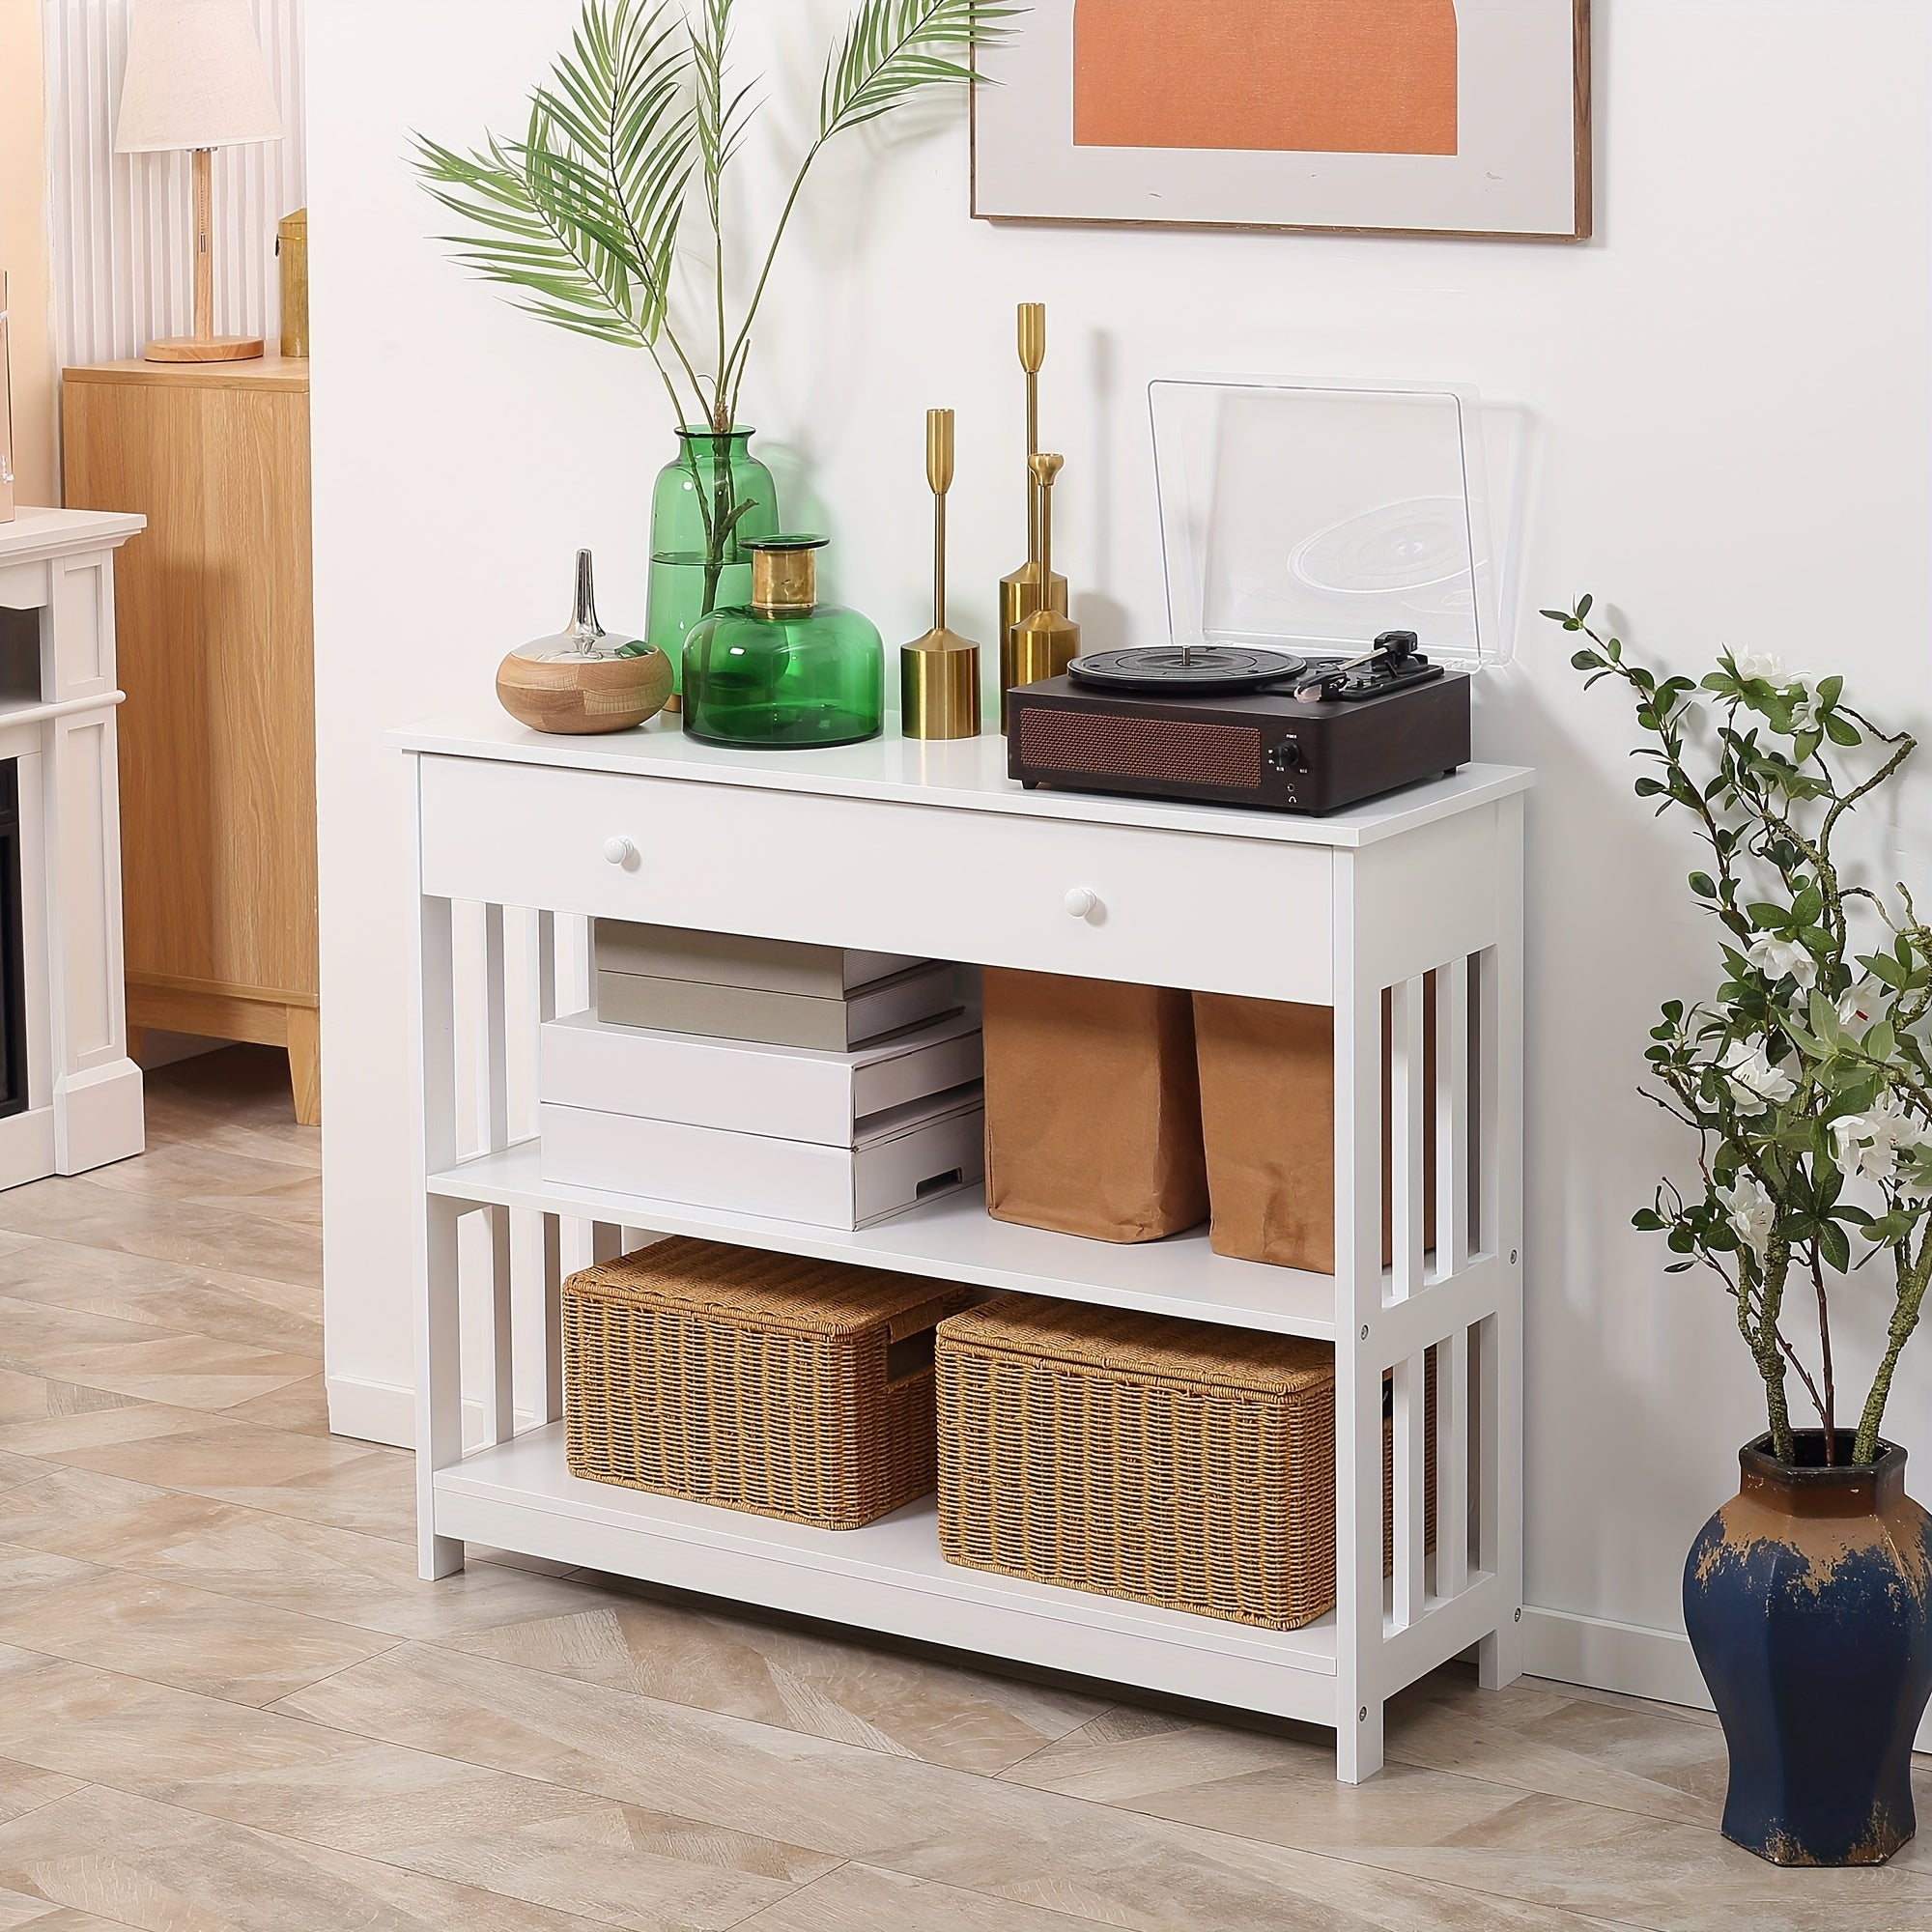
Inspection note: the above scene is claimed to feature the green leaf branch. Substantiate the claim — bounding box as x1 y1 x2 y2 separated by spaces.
413 0 1015 435
1550 598 1932 1465
413 0 1018 623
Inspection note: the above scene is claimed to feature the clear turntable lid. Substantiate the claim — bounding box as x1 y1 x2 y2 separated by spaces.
1148 377 1507 668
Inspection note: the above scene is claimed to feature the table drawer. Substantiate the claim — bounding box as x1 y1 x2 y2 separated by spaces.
417 755 1333 1003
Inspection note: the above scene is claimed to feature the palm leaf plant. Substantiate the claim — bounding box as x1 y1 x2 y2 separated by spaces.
414 0 1018 622
1552 598 1932 1466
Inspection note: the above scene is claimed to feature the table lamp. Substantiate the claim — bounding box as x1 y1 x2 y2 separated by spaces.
114 0 284 363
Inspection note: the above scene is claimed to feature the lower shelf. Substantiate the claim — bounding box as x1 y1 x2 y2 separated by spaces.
433 1423 1342 1726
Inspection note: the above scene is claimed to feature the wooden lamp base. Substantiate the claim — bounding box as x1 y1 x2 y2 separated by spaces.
143 334 266 364
145 152 267 366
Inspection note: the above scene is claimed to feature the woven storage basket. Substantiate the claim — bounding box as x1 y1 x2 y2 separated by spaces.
937 1295 1435 1630
563 1236 976 1530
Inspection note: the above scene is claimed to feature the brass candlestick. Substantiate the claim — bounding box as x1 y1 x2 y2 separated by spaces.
900 409 981 740
998 301 1067 727
1008 454 1080 710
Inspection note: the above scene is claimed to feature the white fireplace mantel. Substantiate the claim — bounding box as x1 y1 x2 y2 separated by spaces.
0 506 147 1184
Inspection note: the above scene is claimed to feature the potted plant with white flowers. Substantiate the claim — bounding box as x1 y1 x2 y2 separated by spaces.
1553 596 1932 1868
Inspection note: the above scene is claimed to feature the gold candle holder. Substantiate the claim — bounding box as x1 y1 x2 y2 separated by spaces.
1008 453 1080 711
900 408 981 740
998 301 1067 725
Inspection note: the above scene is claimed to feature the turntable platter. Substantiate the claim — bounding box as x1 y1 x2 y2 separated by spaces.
1066 645 1307 695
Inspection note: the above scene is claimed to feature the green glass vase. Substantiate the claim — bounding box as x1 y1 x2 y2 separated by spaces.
645 428 781 694
683 536 885 749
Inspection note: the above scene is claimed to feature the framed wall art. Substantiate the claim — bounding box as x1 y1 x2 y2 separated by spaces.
972 0 1592 241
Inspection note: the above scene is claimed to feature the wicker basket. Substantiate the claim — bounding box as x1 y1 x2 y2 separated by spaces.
937 1294 1436 1630
563 1236 976 1530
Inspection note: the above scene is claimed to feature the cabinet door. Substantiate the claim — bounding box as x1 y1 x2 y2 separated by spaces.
64 375 317 1005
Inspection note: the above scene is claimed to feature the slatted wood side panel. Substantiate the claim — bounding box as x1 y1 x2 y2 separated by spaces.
42 0 306 373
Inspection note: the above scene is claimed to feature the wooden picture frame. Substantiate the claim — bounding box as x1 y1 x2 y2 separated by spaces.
972 0 1592 242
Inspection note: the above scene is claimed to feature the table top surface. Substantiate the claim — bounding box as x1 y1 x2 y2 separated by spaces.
0 505 147 562
397 707 1533 850
64 355 310 393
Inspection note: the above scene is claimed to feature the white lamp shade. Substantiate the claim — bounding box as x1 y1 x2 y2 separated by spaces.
114 0 285 153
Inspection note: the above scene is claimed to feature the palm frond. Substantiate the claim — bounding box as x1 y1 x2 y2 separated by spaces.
692 0 755 229
819 0 1019 140
412 125 649 349
528 0 695 337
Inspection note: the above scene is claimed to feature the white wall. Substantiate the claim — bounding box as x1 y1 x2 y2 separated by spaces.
306 0 1932 1717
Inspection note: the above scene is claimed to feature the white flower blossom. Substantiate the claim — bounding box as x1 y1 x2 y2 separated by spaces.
1787 684 1824 736
1747 933 1817 990
1837 978 1886 1037
1831 1094 1930 1185
1719 1040 1799 1114
1719 1175 1776 1260
1728 649 1789 686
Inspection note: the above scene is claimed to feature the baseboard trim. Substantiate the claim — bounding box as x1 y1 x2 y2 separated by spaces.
323 1374 1932 1753
325 1373 414 1448
325 1373 542 1454
1525 1603 1932 1752
1523 1605 1713 1713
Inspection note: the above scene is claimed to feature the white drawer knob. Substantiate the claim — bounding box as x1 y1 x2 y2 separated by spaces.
1064 887 1099 920
602 837 636 867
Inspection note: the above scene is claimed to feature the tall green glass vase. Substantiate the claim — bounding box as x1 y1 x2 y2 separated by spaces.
646 428 781 699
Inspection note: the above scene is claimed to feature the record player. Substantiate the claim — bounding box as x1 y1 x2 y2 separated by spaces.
1007 377 1502 815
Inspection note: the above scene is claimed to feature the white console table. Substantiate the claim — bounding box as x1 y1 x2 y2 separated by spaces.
400 708 1529 1782
0 508 145 1184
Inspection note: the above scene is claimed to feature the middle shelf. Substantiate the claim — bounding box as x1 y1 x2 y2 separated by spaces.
430 1138 1342 1339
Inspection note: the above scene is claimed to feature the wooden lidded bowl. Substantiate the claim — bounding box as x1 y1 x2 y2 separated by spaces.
497 645 672 734
497 548 673 735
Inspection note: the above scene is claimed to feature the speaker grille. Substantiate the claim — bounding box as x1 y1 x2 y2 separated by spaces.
1018 708 1264 789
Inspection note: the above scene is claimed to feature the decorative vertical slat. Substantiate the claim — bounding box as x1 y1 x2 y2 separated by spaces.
409 883 462 1579
528 912 564 1425
480 903 509 1152
1433 955 1470 1279
1438 1323 1471 1599
1332 860 1388 1784
1389 975 1426 1304
481 1205 514 1446
478 905 513 1446
1473 943 1504 1605
534 910 559 1036
541 1215 564 1425
1477 945 1502 1274
1477 789 1526 1688
1392 1349 1428 1629
43 0 307 375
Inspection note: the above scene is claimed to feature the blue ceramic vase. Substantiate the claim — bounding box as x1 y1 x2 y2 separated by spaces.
1684 1433 1932 1865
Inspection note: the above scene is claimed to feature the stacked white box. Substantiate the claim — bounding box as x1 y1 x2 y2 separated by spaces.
538 1009 984 1230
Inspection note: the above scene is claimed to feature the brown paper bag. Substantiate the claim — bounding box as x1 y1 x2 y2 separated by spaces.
1194 984 1437 1272
983 968 1209 1242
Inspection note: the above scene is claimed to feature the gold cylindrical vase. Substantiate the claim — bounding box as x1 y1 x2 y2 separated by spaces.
901 632 981 740
1006 618 1079 698
276 209 309 359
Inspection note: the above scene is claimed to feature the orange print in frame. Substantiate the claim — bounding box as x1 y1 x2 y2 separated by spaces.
1073 0 1459 157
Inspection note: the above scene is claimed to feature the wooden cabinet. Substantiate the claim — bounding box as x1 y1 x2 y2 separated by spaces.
62 357 319 1123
